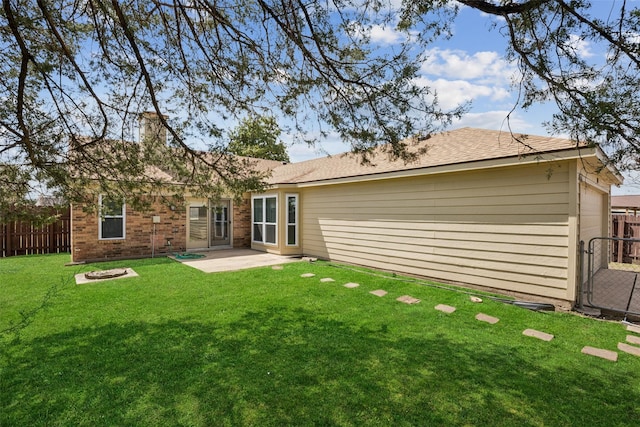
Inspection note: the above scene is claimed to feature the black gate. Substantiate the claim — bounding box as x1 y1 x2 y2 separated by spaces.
581 237 640 317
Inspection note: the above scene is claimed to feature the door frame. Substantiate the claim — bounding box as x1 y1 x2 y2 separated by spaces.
186 198 233 250
210 199 231 247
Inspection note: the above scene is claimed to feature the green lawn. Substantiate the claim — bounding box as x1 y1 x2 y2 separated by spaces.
1 254 639 426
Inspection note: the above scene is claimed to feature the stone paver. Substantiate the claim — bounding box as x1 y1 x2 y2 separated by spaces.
301 273 316 278
343 282 360 288
469 296 483 303
75 268 138 285
475 313 499 324
370 289 388 297
435 304 456 314
272 265 284 270
618 342 640 357
523 329 554 342
581 346 618 362
320 278 335 283
627 324 640 334
397 295 421 304
627 334 640 345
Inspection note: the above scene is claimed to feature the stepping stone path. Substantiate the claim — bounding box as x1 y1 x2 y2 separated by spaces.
435 304 456 314
581 324 640 362
618 342 640 357
396 295 420 304
628 324 640 334
272 265 284 270
475 313 499 324
626 335 640 345
582 346 618 362
617 326 640 358
523 329 554 342
299 271 640 362
370 289 388 297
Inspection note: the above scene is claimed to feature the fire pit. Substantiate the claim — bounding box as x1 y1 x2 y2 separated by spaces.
75 268 138 284
84 268 129 280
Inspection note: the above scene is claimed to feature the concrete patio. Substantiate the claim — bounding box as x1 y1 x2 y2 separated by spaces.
170 249 301 273
585 267 640 316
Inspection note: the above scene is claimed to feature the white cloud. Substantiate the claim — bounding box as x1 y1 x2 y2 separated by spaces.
347 20 408 46
623 31 640 45
452 110 533 131
413 76 511 110
421 48 517 83
369 24 406 44
567 34 594 58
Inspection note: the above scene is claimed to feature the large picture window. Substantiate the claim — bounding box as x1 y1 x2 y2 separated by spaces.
286 194 298 246
252 196 277 245
99 195 125 240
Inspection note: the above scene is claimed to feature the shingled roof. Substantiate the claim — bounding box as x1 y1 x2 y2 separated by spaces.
267 127 585 185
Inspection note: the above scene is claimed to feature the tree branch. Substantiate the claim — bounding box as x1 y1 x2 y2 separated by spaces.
458 0 551 15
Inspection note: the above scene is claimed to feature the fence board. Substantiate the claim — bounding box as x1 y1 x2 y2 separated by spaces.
612 214 640 264
1 208 70 257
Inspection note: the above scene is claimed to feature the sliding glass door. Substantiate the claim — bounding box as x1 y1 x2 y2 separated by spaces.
187 199 231 249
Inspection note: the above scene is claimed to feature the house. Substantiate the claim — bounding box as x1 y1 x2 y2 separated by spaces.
612 195 640 215
70 124 622 306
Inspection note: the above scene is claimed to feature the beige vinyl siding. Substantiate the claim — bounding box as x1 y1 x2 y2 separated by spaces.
301 162 572 300
579 182 607 273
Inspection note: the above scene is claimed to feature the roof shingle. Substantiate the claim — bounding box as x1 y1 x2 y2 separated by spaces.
267 127 582 184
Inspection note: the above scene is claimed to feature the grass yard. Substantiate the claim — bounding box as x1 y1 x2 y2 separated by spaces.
1 254 640 426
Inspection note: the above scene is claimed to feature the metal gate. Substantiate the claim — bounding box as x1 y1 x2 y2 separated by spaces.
581 237 640 317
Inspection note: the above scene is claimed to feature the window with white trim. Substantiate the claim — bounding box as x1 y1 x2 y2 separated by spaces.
99 195 125 240
252 195 277 245
286 194 298 246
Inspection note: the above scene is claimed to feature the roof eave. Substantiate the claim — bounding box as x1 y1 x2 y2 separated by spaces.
268 146 606 188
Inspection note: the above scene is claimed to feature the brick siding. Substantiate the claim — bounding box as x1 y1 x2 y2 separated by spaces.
233 198 251 248
71 198 187 262
71 196 252 262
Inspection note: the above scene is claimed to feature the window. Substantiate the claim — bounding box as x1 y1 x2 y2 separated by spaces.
286 194 298 246
99 195 125 239
252 195 277 245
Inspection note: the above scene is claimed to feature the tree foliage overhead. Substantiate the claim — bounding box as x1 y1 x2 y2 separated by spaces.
228 115 289 162
1 0 640 219
0 0 456 219
458 0 640 171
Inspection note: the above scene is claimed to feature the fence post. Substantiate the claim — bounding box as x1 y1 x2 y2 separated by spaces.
617 216 625 262
49 219 56 253
6 221 12 256
1 222 5 258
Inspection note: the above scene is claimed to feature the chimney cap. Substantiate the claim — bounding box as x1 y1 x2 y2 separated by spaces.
139 111 169 120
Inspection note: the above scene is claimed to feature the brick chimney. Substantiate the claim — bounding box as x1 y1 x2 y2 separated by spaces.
139 111 168 149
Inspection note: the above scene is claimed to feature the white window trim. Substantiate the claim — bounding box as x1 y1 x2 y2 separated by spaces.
98 195 126 240
285 193 299 247
252 195 278 246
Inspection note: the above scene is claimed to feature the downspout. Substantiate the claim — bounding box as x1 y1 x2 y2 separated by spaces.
152 222 156 258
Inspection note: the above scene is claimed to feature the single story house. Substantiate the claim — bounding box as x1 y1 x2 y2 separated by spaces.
71 125 622 306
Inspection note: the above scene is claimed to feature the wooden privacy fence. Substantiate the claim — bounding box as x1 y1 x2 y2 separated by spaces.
611 214 640 264
1 208 71 257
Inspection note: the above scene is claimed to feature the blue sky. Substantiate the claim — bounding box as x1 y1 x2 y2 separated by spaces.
286 5 551 163
283 2 639 194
